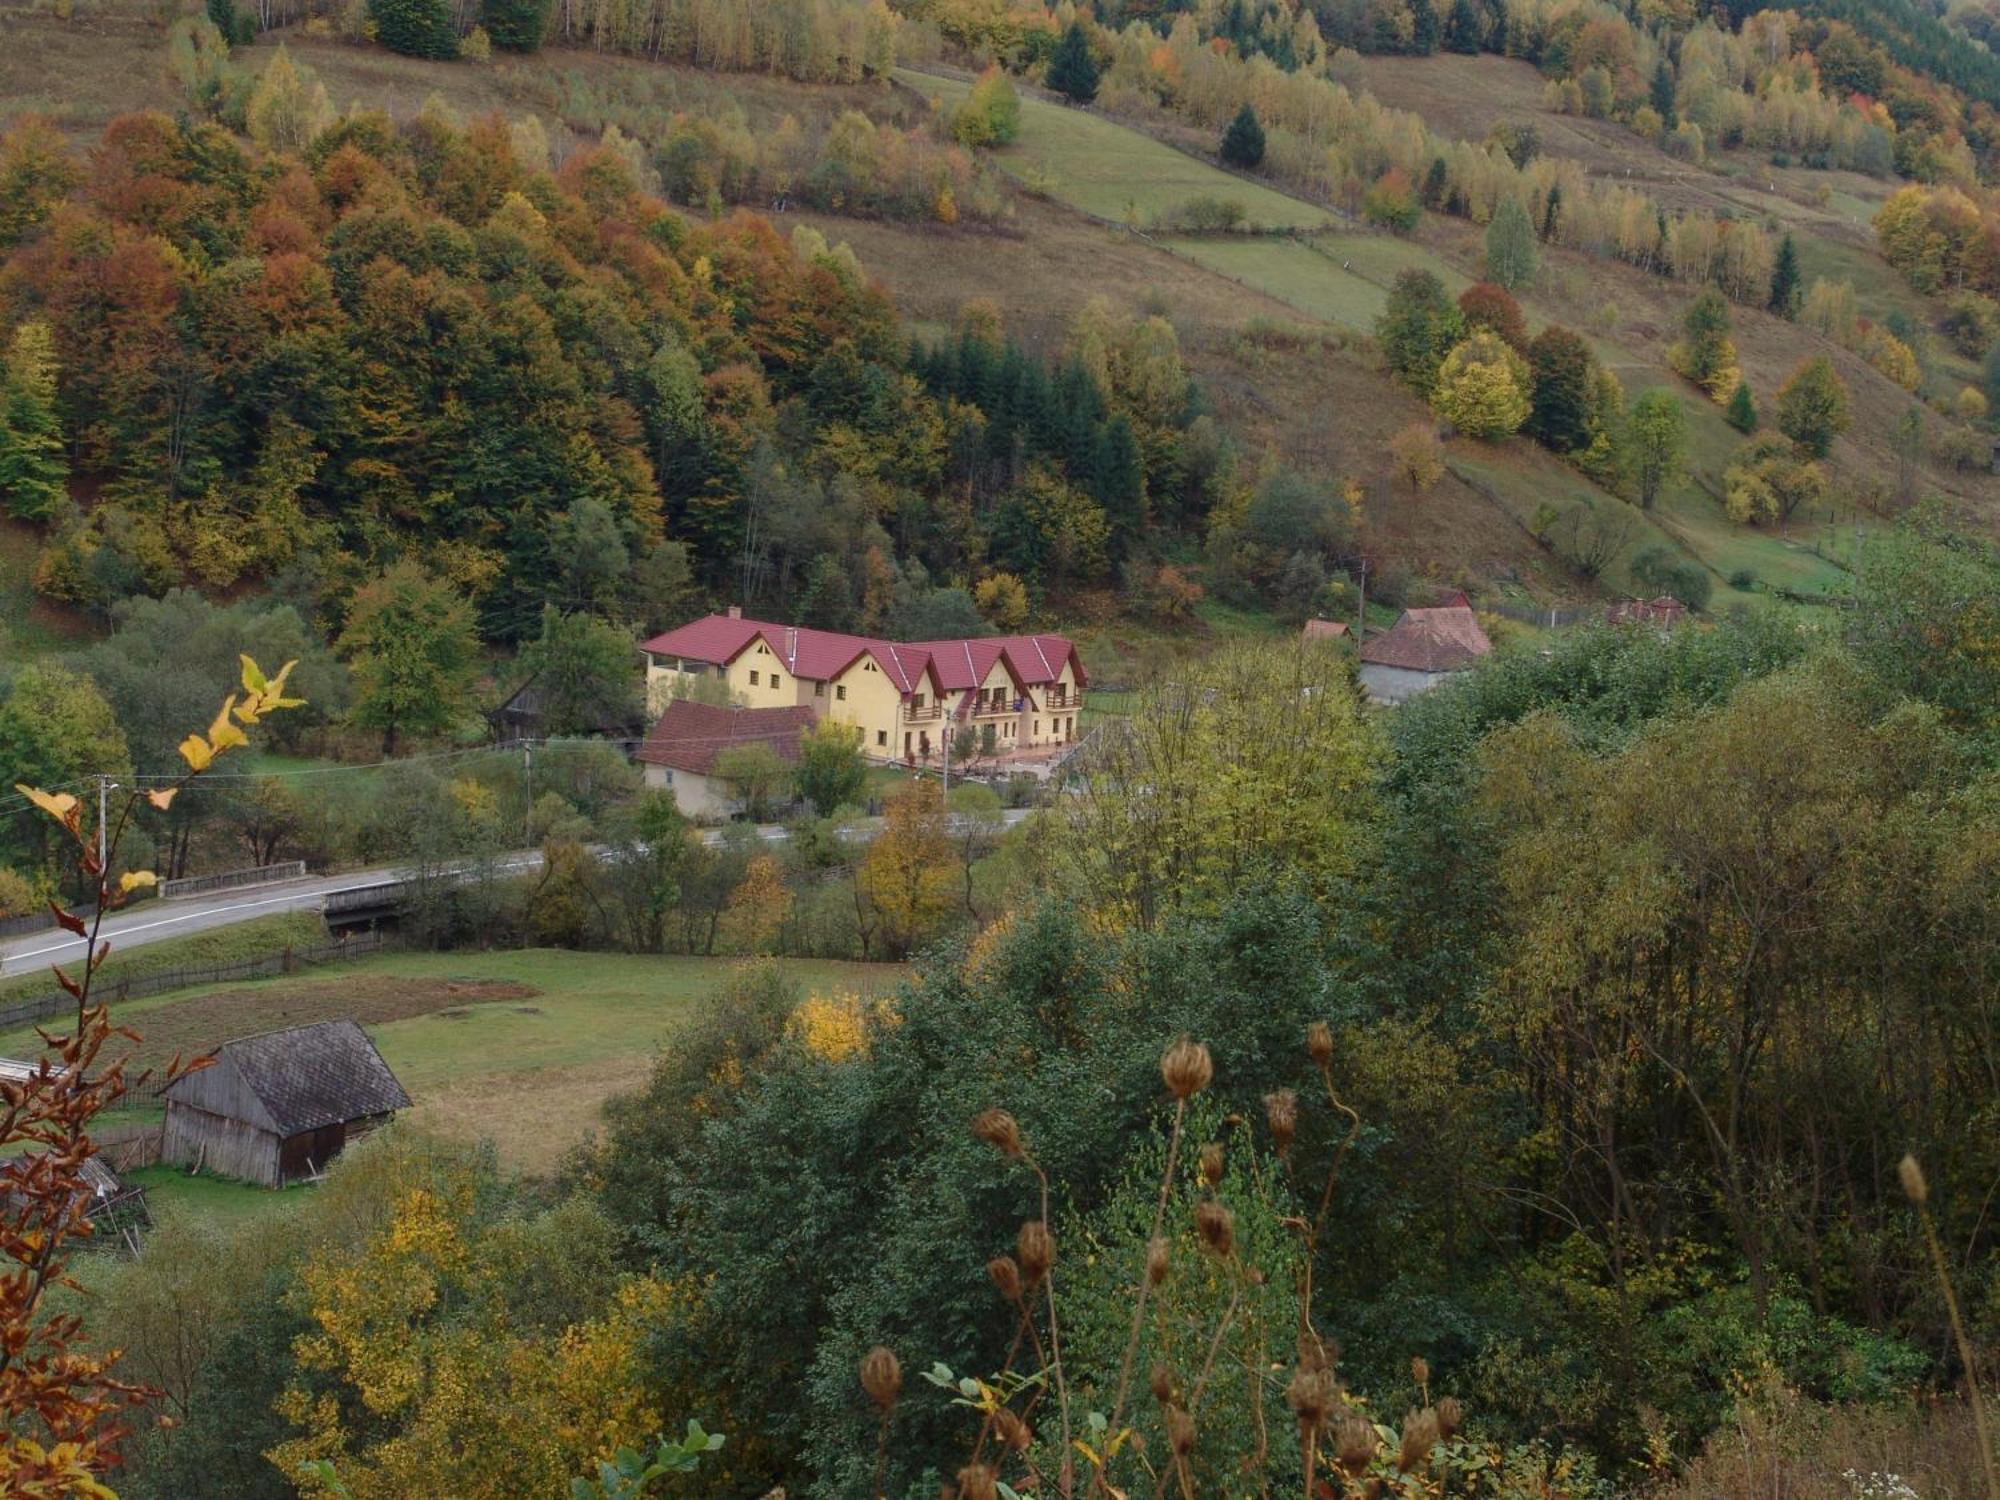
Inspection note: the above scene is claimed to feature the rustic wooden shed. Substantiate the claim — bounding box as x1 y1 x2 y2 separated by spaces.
161 1019 410 1188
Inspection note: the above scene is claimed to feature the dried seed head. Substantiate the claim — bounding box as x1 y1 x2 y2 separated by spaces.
1335 1415 1378 1476
994 1408 1032 1451
986 1254 1022 1303
1150 1364 1176 1405
1363 1481 1383 1500
1145 1236 1170 1288
1296 1329 1332 1373
1165 1404 1195 1457
860 1346 901 1412
971 1108 1024 1158
1199 1142 1224 1187
1306 1021 1334 1067
1161 1036 1213 1100
1397 1408 1440 1473
1899 1154 1929 1206
956 1462 999 1500
1264 1089 1297 1152
1411 1356 1430 1390
1436 1396 1462 1440
1016 1219 1055 1284
1194 1199 1235 1259
1287 1366 1338 1433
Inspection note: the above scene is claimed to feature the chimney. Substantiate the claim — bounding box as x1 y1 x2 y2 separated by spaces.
726 605 742 619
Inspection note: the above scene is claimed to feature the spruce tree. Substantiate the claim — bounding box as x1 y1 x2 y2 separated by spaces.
1649 58 1677 129
1411 0 1440 54
1220 104 1266 169
1768 233 1802 319
1724 379 1758 433
481 0 547 51
1488 0 1508 51
1446 0 1482 52
369 0 458 59
0 323 67 523
1541 183 1563 240
1047 22 1100 105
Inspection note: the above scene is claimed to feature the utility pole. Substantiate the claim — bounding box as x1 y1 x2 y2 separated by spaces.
96 774 110 883
522 739 533 847
941 715 950 794
1355 557 1368 640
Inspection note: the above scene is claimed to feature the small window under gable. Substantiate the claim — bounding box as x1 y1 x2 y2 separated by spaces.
749 670 759 686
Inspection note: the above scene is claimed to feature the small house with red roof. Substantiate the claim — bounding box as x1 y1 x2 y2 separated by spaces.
637 609 1086 772
632 699 817 819
1606 596 1689 631
1357 600 1493 705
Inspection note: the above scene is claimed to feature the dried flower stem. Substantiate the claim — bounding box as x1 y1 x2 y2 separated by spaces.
1110 1097 1187 1437
1914 1189 2000 1500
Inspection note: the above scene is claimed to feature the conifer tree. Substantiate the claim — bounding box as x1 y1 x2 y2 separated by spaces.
1446 0 1482 53
1047 23 1100 105
1220 104 1266 169
1649 58 1677 129
0 322 67 522
1411 0 1440 54
369 0 458 60
1724 379 1758 434
1768 233 1802 319
481 0 547 51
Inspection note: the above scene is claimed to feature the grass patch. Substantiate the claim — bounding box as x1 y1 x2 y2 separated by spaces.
0 910 328 1007
908 69 1331 232
125 1163 296 1227
1165 232 1467 330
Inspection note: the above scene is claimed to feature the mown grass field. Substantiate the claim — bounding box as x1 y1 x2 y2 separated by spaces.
907 69 1333 231
1164 233 1467 329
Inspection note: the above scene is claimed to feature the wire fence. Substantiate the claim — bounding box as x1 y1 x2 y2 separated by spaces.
0 931 388 1033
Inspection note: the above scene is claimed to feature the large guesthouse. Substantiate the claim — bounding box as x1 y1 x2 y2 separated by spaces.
638 610 1087 768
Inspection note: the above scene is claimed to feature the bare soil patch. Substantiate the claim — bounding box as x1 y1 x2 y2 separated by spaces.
105 975 538 1078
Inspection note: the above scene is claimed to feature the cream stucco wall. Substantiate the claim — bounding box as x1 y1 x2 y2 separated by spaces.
641 762 734 822
823 653 905 761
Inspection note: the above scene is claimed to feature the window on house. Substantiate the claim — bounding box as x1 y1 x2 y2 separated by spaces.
876 730 887 746
913 693 924 709
661 769 674 784
836 685 847 700
749 670 760 686
772 674 782 691
814 681 825 696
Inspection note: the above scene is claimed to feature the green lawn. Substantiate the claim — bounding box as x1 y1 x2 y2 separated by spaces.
1166 232 1468 330
126 1163 298 1227
908 69 1332 232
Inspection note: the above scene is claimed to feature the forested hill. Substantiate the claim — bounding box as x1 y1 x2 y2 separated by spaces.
0 99 1240 644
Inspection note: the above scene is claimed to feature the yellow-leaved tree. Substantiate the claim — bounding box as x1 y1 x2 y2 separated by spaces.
857 781 959 960
1431 330 1532 440
274 1183 680 1500
2 655 302 1495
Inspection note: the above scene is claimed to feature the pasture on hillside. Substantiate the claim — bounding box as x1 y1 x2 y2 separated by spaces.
906 67 1333 232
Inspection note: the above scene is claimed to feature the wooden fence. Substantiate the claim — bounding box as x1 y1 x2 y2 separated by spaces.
0 930 387 1032
0 911 55 940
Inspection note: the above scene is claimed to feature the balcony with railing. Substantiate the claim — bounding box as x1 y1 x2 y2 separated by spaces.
904 702 944 724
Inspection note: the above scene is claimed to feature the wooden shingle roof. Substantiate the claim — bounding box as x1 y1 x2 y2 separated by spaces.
164 1019 409 1136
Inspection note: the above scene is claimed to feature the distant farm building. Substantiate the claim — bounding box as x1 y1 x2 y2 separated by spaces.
1357 599 1493 705
0 1057 151 1248
1301 617 1351 643
161 1020 409 1188
633 699 817 820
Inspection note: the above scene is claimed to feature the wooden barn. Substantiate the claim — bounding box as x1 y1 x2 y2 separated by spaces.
161 1019 410 1188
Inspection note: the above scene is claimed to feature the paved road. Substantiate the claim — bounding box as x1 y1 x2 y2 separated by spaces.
0 808 1036 978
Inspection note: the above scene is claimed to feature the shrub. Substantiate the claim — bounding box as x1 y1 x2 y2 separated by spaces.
1390 422 1446 491
1940 290 1999 358
1952 385 1988 422
1155 195 1246 232
1728 567 1759 590
1361 168 1421 231
459 22 491 59
1929 424 1991 472
1669 287 1739 402
953 66 1021 148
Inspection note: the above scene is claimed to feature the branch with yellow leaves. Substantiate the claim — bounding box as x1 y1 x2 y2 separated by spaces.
0 656 302 1495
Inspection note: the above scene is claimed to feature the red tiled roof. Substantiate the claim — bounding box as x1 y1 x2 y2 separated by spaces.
632 700 816 776
638 616 1085 698
1357 605 1493 674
